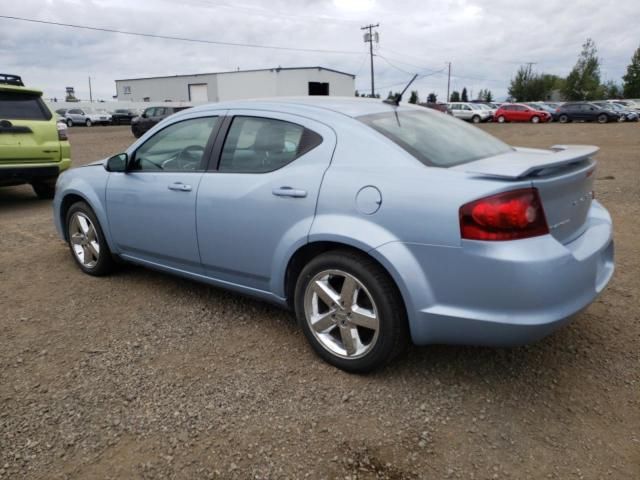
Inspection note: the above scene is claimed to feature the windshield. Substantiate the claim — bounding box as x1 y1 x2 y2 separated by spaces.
358 109 512 167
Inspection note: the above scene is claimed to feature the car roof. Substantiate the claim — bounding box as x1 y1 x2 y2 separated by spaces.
0 84 43 95
185 96 418 120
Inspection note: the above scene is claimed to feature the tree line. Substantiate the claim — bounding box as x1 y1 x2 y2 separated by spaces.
354 41 640 103
508 39 640 102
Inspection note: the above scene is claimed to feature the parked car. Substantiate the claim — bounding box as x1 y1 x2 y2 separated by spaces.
55 108 69 116
53 98 614 372
609 100 640 113
447 102 492 123
494 103 551 123
420 102 451 114
525 102 559 121
593 101 638 122
0 73 71 198
65 107 112 126
556 102 621 123
131 105 191 138
111 108 139 125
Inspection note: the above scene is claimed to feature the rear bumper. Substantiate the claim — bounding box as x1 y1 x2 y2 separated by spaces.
0 159 71 185
374 201 614 346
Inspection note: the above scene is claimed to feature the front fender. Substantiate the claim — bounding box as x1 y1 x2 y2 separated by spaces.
54 173 117 253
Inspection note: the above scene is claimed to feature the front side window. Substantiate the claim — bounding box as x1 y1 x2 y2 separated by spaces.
358 109 512 167
218 116 322 173
131 117 218 172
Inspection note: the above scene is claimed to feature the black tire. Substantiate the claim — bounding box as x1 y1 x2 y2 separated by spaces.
471 115 481 124
530 115 540 124
497 115 506 123
31 179 56 199
65 201 115 276
85 119 92 127
559 114 569 123
597 114 608 124
294 250 409 373
132 128 141 139
66 118 73 127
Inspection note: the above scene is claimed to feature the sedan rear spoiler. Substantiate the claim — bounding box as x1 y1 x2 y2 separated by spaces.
457 144 599 179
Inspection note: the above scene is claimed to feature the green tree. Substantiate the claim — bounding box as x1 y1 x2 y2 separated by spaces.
427 92 437 103
408 90 419 104
485 90 493 102
622 45 640 98
461 87 468 102
562 38 602 101
509 65 564 101
450 91 460 102
603 80 622 99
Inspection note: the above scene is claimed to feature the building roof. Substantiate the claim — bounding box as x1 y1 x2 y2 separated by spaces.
115 66 355 83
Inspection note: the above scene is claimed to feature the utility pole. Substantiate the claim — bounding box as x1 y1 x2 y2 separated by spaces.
88 76 93 103
361 23 379 97
446 62 451 102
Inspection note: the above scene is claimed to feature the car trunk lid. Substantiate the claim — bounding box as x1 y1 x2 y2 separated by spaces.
454 145 597 244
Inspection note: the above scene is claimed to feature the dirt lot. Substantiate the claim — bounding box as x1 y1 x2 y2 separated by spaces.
1 123 638 479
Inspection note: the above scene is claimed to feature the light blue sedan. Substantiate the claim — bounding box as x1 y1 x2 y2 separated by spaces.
53 98 614 372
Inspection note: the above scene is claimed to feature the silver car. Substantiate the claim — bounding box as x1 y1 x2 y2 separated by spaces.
52 98 614 372
448 102 493 123
65 108 112 127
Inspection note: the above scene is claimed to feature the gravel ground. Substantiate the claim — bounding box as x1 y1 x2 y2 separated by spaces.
0 123 638 479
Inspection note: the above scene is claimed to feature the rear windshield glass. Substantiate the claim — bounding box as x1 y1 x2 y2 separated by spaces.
358 109 512 167
0 92 52 121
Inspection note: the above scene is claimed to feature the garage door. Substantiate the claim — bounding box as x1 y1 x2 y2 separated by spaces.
189 84 208 103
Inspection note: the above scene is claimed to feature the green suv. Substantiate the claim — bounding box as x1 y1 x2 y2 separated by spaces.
0 74 71 199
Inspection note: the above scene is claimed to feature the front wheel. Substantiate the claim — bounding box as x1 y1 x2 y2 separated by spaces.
559 114 569 123
597 114 608 124
66 202 115 276
530 115 540 124
294 250 408 373
85 119 92 127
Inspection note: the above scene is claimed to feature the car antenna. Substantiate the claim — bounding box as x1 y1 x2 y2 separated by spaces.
383 74 419 106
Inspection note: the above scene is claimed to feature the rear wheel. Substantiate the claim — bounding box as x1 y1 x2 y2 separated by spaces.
530 115 540 124
471 115 481 124
65 202 115 276
597 114 608 124
497 115 506 123
85 119 92 127
31 179 56 199
66 118 73 127
559 114 569 123
294 250 408 373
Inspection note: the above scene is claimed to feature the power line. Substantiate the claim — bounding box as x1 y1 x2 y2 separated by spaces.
0 15 363 55
375 68 446 91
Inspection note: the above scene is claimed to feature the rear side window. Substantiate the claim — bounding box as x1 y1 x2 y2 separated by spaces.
358 109 512 167
218 116 322 173
0 92 52 121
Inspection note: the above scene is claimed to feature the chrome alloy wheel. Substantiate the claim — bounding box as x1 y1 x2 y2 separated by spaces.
69 212 100 268
304 269 379 359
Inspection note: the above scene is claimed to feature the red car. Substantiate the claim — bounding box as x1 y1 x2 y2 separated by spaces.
494 103 551 123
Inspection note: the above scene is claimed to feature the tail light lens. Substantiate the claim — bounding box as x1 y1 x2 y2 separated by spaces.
57 123 68 141
460 188 549 241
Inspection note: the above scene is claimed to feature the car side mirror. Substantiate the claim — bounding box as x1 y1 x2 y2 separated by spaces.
105 153 128 172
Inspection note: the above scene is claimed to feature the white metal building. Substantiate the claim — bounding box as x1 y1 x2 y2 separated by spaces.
114 67 355 103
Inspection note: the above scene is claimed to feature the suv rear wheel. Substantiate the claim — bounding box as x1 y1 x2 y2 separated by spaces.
66 118 73 127
85 119 92 127
31 179 56 199
471 115 481 123
294 250 408 373
597 113 608 124
559 114 569 123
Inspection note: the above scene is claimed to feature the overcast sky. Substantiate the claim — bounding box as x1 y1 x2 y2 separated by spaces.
1 0 639 102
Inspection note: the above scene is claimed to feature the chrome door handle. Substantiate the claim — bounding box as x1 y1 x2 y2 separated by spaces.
168 182 192 192
272 186 307 198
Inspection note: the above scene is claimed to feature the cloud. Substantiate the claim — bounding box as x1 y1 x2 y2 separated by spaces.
1 0 639 101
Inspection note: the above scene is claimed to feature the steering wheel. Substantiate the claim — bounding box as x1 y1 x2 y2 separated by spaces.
175 145 205 170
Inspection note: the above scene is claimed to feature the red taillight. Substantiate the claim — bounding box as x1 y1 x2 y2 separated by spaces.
459 188 549 241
